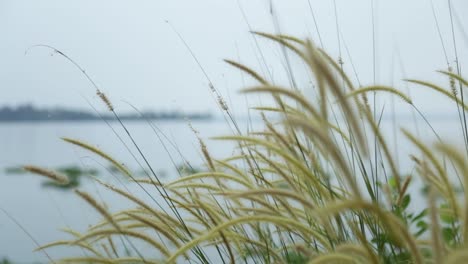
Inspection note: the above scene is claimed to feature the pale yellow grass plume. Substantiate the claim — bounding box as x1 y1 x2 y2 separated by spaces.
23 165 69 185
61 137 131 178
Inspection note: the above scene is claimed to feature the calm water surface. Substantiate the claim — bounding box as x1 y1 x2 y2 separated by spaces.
0 117 464 262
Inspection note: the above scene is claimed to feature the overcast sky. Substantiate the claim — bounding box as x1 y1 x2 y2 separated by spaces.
0 0 467 115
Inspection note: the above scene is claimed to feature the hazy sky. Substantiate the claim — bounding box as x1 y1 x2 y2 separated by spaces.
0 0 467 115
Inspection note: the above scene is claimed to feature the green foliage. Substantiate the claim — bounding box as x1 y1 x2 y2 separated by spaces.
42 166 98 189
4 166 24 174
176 164 201 176
7 165 99 189
283 251 308 264
0 258 11 264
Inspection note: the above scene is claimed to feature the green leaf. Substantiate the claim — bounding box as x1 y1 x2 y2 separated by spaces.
401 194 411 210
415 221 428 237
411 209 428 223
394 252 411 263
393 206 403 218
417 221 428 229
442 227 456 243
388 177 397 189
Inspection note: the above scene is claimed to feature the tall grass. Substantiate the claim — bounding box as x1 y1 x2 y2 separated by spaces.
25 32 468 264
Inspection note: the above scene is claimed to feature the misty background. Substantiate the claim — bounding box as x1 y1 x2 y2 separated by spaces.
0 0 467 116
1 1 468 262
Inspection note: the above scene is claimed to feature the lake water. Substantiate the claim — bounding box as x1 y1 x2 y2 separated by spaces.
0 117 465 263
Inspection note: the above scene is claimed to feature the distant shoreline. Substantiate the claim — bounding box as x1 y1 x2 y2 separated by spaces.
0 104 213 122
0 116 213 124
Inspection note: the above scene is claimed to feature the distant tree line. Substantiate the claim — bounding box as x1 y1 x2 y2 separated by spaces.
0 104 212 121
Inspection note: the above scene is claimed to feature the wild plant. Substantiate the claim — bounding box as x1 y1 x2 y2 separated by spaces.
26 33 468 264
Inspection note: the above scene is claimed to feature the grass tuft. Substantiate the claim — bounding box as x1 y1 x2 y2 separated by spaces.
26 31 468 264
